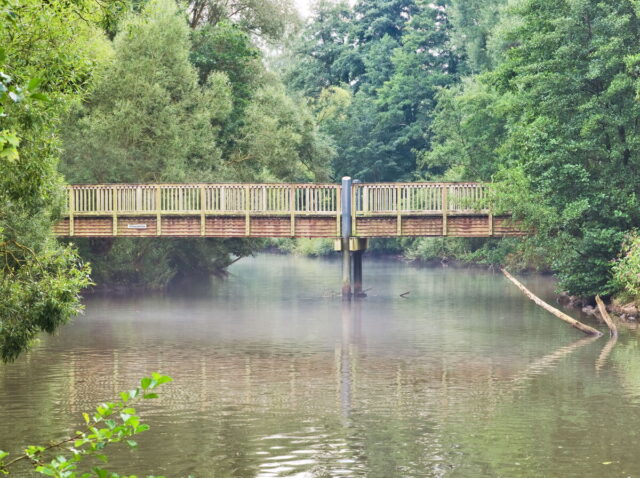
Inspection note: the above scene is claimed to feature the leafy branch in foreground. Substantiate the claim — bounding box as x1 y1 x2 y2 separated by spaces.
0 373 173 478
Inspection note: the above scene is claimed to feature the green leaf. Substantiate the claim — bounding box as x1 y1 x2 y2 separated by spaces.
27 77 42 91
142 393 158 399
0 49 5 64
30 92 49 102
140 377 152 390
93 467 108 478
151 373 172 386
34 466 55 476
127 440 137 448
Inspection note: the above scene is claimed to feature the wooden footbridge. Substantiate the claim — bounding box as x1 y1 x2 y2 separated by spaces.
54 178 523 298
54 181 521 239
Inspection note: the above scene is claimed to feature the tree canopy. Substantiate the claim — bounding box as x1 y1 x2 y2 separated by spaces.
284 0 640 298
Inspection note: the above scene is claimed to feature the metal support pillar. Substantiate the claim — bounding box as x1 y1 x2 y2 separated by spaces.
341 177 352 299
353 250 365 298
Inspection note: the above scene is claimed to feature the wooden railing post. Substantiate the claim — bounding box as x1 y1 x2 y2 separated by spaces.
335 185 341 237
112 186 118 236
155 186 161 236
200 185 206 236
68 187 75 236
441 185 448 236
290 185 295 236
351 181 357 237
244 185 250 236
396 184 402 236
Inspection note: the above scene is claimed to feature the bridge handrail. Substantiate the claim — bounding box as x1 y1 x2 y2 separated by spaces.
353 182 488 214
64 182 489 216
65 183 341 216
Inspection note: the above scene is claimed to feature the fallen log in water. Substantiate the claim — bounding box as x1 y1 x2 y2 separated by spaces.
501 268 602 337
595 295 618 338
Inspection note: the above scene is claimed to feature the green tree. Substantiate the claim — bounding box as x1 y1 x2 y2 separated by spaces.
449 0 507 73
62 0 232 184
426 0 640 296
491 0 640 296
419 78 507 181
0 0 109 361
230 79 334 181
186 0 299 41
61 0 252 290
373 0 461 180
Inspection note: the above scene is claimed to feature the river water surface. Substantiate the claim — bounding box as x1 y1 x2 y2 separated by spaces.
2 254 640 477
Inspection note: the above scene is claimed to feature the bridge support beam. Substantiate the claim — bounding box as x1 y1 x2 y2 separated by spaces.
341 238 352 299
353 250 365 298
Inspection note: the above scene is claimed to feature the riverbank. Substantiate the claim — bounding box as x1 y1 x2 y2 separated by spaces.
558 293 639 324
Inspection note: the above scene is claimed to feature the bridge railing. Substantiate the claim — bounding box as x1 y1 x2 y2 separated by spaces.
353 183 488 215
66 184 341 216
66 183 489 216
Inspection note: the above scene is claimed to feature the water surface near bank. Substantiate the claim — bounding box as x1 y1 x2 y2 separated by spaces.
2 254 640 477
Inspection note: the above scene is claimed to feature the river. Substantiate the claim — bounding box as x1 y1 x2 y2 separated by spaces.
2 254 640 477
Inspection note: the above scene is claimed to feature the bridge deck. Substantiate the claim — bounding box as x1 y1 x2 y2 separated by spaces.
53 183 524 238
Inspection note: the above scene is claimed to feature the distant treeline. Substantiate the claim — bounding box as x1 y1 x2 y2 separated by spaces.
283 0 640 301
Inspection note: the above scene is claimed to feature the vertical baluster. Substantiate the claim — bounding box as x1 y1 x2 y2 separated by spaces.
290 186 295 236
442 185 448 236
112 186 118 236
396 185 402 236
336 185 341 236
244 185 250 236
155 186 161 235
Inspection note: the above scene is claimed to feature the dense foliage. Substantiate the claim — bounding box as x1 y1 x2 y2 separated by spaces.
285 0 640 299
60 0 333 289
0 0 100 361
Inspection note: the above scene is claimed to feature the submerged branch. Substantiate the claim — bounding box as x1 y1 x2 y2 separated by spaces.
501 268 602 337
596 295 618 338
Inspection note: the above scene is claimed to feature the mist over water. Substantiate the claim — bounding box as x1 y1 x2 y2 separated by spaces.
2 254 640 477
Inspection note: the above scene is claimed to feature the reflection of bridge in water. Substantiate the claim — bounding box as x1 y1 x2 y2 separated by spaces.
54 178 525 297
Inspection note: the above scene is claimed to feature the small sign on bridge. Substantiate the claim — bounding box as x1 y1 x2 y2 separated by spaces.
127 224 148 229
